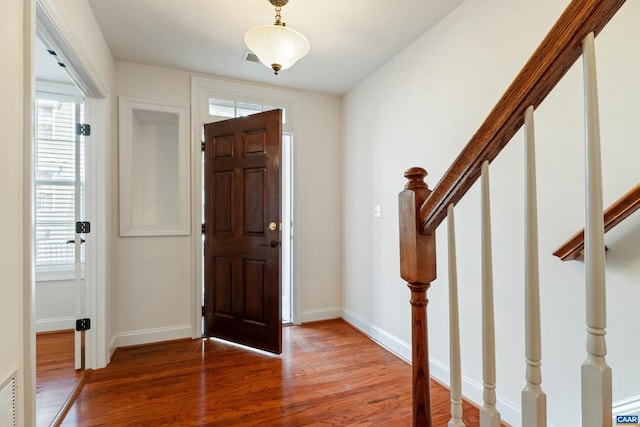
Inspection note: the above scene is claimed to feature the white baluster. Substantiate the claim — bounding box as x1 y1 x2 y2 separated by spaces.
447 204 465 427
480 161 501 427
522 106 547 427
581 31 612 427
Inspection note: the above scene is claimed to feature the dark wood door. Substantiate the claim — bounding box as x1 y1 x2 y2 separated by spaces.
203 109 282 354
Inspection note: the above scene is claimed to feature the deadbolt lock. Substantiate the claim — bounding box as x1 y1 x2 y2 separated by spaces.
269 222 277 231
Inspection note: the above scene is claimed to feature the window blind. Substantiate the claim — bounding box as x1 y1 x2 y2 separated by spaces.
34 95 85 274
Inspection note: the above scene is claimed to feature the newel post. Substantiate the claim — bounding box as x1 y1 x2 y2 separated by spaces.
399 167 437 427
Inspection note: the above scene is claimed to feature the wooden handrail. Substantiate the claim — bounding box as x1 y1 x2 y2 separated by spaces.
418 0 627 236
553 183 640 261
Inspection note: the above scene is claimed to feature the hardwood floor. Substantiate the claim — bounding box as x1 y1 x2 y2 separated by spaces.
57 320 491 426
36 330 83 427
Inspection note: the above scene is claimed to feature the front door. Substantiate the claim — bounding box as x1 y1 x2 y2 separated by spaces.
203 109 282 354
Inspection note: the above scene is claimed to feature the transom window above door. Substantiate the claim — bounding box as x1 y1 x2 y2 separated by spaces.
208 98 286 124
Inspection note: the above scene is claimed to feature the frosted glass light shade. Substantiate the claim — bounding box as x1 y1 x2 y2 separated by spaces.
245 24 310 73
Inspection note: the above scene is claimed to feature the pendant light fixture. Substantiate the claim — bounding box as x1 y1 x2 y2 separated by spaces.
244 0 310 75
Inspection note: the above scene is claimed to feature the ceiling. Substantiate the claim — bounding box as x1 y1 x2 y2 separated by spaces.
83 0 465 95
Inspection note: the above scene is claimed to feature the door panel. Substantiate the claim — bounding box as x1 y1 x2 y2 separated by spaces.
203 109 282 354
214 257 234 316
214 172 233 233
244 168 266 233
243 259 266 323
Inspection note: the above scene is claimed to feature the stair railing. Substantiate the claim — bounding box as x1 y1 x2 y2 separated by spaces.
554 183 640 261
398 0 627 426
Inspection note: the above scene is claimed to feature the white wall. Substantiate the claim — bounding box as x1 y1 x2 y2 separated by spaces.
297 91 343 322
342 0 640 425
0 0 115 421
111 61 343 348
35 280 77 332
111 62 193 350
0 0 28 423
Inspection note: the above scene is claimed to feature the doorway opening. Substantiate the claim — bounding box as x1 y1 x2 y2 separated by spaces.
192 77 303 338
281 132 293 324
34 38 89 426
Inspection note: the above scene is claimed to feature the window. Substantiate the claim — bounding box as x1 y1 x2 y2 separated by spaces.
208 98 286 123
34 93 85 280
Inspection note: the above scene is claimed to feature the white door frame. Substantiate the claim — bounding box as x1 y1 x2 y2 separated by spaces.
190 76 303 338
33 0 109 369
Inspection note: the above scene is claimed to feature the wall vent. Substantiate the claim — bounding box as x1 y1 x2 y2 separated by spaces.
0 370 17 427
243 51 260 64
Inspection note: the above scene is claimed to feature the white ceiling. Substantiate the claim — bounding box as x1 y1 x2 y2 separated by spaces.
85 0 465 95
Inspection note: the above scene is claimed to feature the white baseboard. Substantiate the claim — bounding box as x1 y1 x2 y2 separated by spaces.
613 395 640 417
35 316 75 333
342 309 524 426
299 307 342 323
110 324 192 352
430 357 523 426
342 308 412 363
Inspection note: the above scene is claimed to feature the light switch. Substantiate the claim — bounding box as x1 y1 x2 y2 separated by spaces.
373 204 381 218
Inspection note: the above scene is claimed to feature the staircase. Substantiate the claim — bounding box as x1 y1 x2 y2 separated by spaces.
397 1 631 426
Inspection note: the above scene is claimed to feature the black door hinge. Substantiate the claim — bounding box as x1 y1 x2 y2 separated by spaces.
201 141 205 152
76 221 91 234
76 318 91 331
201 224 205 234
76 123 91 136
202 306 205 317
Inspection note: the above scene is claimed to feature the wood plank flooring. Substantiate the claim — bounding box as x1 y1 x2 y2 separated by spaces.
52 319 493 426
36 330 83 427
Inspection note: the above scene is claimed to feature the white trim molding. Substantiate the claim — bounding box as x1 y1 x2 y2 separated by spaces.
110 324 192 352
341 309 411 363
118 97 190 237
341 309 526 427
35 0 107 98
613 395 640 418
429 357 524 427
299 307 342 324
35 316 75 333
